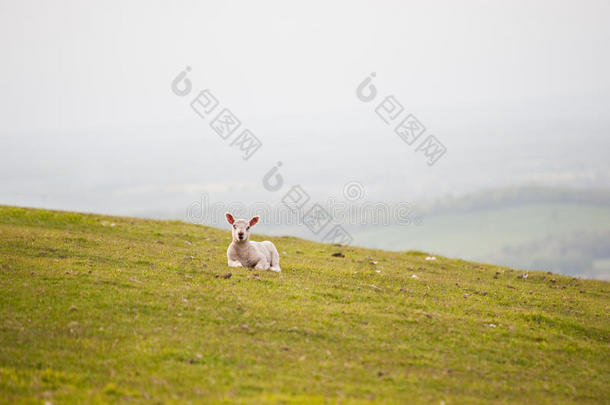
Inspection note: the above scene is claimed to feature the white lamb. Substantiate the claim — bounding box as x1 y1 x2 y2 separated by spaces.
225 213 281 272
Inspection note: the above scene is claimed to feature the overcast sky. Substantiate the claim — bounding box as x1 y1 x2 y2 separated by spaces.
1 0 609 216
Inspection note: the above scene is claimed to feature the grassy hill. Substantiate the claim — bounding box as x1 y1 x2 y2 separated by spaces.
0 206 608 404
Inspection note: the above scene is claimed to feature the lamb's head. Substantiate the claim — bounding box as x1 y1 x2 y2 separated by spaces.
225 213 259 242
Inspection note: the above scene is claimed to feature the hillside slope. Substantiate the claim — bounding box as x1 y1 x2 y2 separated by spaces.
0 206 608 404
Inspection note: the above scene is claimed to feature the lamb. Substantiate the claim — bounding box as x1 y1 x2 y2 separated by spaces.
225 213 281 272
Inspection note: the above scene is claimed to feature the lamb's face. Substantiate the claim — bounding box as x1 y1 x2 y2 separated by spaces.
225 213 259 242
231 219 251 242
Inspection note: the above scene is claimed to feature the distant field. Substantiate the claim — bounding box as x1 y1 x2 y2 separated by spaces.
1 206 609 403
350 203 610 279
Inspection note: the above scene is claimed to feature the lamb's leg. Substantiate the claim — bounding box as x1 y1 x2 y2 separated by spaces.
227 245 243 267
268 243 281 272
254 259 270 270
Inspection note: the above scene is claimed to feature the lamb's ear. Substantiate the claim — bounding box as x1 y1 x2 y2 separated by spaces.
225 213 235 225
249 216 259 226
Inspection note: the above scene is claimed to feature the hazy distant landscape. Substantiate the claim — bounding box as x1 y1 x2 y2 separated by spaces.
2 128 609 280
349 192 610 280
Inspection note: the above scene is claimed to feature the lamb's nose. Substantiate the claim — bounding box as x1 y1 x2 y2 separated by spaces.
238 232 244 238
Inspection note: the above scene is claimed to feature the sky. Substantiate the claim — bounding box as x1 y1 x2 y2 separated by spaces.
1 0 609 217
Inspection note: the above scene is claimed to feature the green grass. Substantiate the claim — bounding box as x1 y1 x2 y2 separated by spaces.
0 205 608 404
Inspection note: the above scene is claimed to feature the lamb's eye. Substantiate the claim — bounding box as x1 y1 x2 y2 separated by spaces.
246 226 250 230
233 225 236 229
